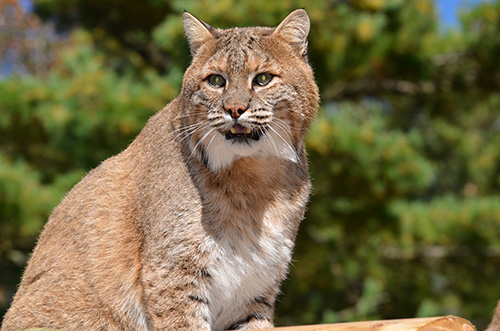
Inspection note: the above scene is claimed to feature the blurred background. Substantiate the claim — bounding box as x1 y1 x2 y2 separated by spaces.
1 0 500 328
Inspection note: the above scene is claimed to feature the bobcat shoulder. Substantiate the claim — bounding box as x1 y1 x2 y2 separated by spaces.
2 9 319 331
487 300 500 331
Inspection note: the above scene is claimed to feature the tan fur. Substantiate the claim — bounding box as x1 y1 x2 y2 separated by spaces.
2 9 319 331
487 300 500 331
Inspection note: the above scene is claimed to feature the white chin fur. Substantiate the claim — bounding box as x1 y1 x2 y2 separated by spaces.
201 125 298 172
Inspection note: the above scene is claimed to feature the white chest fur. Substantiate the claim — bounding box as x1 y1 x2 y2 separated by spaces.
206 230 293 330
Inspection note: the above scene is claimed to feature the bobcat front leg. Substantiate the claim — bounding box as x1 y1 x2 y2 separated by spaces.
141 260 212 330
225 291 277 330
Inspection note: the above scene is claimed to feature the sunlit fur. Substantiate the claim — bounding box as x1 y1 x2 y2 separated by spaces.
487 300 500 331
2 10 319 331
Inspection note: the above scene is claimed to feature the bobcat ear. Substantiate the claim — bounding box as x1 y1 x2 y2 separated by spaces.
273 9 310 59
183 11 214 56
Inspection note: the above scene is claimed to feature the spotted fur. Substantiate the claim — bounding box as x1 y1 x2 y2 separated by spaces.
2 9 319 331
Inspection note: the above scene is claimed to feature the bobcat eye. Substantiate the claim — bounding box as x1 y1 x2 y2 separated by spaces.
254 73 273 86
207 74 226 88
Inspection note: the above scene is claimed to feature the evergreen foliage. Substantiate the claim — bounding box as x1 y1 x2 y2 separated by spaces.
1 0 499 329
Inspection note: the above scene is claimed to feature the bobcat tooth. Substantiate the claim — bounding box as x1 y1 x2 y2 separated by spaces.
246 128 251 134
230 127 237 134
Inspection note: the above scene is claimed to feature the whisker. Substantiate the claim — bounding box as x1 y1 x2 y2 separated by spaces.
172 112 212 121
175 122 211 143
173 122 203 140
268 125 299 162
172 122 202 134
273 117 300 134
208 118 226 127
188 128 215 162
262 126 280 158
272 120 293 140
205 134 217 155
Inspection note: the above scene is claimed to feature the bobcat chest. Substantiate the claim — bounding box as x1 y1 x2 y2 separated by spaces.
206 232 293 329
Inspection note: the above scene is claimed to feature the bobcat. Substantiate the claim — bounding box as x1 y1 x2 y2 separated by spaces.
1 9 319 331
487 301 500 331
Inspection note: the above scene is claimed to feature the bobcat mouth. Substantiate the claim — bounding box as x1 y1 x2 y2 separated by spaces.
225 124 261 141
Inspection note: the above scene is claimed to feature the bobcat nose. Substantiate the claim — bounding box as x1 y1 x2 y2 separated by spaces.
225 104 247 119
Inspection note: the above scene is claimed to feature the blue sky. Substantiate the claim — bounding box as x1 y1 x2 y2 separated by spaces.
437 0 489 28
16 0 489 29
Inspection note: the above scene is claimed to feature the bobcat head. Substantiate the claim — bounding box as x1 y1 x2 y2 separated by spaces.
178 10 319 171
